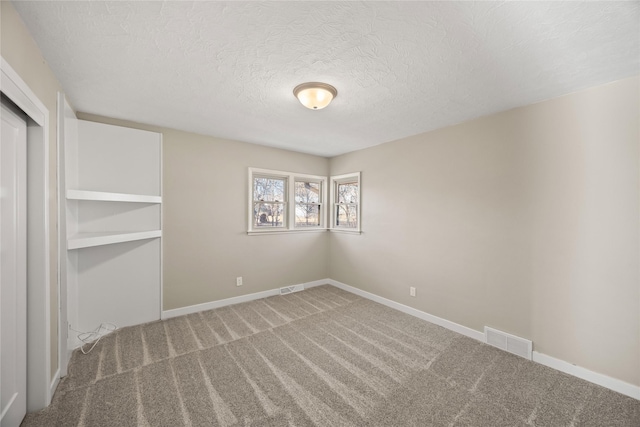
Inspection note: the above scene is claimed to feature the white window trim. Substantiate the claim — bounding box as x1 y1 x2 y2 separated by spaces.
248 167 328 234
330 172 361 234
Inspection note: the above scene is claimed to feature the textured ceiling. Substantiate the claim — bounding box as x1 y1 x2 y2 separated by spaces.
13 1 640 157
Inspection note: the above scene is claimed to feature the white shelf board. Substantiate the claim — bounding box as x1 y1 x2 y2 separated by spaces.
67 189 161 203
68 230 162 250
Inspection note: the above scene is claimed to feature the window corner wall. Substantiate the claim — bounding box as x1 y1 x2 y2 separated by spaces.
246 167 363 235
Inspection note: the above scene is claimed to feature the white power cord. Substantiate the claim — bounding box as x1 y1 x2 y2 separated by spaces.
70 323 118 354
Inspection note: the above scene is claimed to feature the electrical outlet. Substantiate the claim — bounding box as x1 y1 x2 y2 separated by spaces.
410 286 416 297
236 276 243 286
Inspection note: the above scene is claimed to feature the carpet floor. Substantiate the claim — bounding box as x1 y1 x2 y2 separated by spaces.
22 285 640 426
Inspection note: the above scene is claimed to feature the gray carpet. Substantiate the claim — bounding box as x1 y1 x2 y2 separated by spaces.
22 285 640 426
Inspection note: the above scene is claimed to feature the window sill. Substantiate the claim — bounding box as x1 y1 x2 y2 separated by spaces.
247 228 328 236
329 228 361 235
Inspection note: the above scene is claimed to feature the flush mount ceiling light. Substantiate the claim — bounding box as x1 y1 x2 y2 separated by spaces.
293 82 338 110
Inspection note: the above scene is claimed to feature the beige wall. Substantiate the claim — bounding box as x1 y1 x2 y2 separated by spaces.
329 76 640 386
1 1 64 380
77 114 330 310
4 0 638 393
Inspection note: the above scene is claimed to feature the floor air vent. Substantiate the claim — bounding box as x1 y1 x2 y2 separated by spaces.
280 284 304 295
484 327 532 360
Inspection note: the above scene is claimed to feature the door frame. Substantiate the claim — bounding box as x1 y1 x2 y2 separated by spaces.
1 57 53 411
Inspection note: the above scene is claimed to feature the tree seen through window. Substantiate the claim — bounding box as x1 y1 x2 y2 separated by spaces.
253 177 285 227
295 181 321 227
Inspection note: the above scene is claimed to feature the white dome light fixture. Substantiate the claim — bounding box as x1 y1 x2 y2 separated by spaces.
293 82 338 110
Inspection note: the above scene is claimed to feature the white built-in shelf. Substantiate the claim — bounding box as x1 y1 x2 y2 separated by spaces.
67 230 162 250
63 120 162 335
67 189 161 204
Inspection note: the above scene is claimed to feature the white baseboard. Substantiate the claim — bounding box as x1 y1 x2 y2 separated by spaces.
533 351 640 400
49 368 60 401
297 279 329 289
326 279 485 342
326 279 639 401
161 279 330 320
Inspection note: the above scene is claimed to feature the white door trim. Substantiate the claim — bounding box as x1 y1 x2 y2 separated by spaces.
1 56 52 411
56 93 73 378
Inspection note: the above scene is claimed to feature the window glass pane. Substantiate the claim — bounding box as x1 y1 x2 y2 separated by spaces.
295 181 320 204
254 202 285 227
336 205 357 228
295 204 320 227
337 182 358 204
254 177 285 202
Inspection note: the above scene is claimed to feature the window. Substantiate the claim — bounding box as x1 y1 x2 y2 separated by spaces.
248 168 327 234
252 175 286 228
294 180 322 228
330 172 361 233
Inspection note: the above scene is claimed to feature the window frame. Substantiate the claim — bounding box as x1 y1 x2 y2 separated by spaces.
293 177 324 230
251 172 288 230
330 172 361 234
248 167 327 234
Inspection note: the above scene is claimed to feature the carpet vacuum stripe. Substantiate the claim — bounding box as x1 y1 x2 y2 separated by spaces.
21 285 640 427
